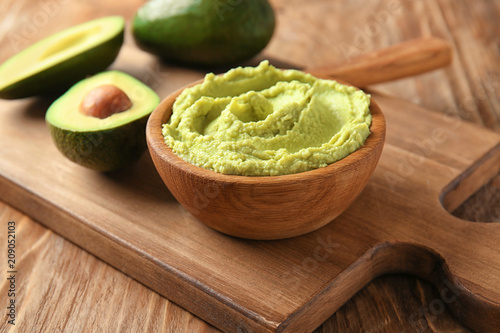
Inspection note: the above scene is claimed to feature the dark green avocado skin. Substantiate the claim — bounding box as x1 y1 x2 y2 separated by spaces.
0 32 123 100
47 114 148 172
132 0 275 67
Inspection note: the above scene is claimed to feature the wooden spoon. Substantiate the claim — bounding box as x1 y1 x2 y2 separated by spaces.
305 37 452 86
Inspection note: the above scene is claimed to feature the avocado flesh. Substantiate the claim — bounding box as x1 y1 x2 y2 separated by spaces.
132 0 275 67
0 16 124 99
46 71 160 171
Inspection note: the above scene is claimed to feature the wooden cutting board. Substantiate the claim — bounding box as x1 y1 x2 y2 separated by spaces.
1 61 499 332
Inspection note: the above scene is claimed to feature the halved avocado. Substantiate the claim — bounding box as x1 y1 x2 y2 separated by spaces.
46 71 160 172
0 16 124 99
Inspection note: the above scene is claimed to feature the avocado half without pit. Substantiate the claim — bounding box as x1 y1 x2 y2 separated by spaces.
46 71 160 172
0 16 124 99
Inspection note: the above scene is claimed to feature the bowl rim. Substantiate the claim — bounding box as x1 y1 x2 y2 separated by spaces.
146 78 386 185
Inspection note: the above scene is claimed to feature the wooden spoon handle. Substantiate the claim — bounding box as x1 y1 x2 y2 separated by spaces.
306 37 452 87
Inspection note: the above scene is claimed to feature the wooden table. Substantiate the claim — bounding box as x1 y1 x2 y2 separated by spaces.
1 0 498 332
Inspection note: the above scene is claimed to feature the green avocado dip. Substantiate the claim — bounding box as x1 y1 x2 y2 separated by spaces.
162 61 372 176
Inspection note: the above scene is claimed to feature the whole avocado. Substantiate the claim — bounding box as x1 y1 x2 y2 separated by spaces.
132 0 275 67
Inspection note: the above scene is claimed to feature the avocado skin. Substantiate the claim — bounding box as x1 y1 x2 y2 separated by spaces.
47 114 148 172
132 0 275 67
0 32 123 100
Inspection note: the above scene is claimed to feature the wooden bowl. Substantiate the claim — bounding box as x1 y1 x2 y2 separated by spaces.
146 82 386 240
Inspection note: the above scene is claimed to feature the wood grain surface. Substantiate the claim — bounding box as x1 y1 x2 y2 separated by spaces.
0 0 499 332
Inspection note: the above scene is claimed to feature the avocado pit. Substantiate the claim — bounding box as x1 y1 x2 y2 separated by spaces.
79 84 133 119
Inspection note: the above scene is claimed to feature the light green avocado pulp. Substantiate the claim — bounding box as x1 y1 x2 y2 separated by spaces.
46 71 160 131
0 16 124 98
162 60 372 176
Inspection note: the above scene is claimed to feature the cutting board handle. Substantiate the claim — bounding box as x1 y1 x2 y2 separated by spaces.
306 37 452 87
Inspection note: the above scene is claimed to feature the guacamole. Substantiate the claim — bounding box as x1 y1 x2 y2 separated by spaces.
162 61 372 176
